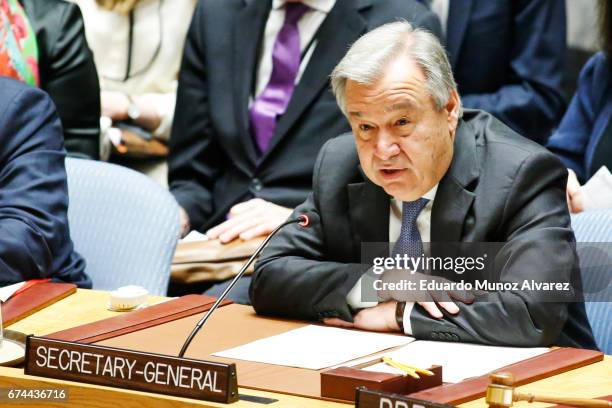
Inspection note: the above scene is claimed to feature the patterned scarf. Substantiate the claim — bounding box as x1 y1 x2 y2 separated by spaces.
0 0 39 86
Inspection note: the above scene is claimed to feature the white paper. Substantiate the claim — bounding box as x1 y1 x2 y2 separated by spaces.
180 230 209 243
580 166 612 210
0 282 25 303
212 325 414 370
361 340 548 383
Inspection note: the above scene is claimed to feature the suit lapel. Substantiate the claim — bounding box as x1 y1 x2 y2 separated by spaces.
233 0 270 166
348 173 389 259
260 0 370 160
430 120 479 242
446 0 474 68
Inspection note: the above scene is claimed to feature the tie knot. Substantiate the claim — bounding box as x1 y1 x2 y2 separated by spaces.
402 198 429 220
284 2 309 25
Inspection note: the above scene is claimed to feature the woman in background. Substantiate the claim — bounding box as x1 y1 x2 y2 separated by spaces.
1 0 101 159
547 0 612 213
74 0 197 186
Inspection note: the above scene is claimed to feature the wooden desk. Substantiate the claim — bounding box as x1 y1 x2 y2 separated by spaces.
1 289 611 407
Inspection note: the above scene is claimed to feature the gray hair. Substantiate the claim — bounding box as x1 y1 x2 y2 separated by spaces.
331 21 462 117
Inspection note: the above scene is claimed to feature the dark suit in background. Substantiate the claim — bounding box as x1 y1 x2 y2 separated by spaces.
446 0 567 144
251 110 596 349
547 52 612 182
0 78 90 287
168 0 441 232
21 0 101 159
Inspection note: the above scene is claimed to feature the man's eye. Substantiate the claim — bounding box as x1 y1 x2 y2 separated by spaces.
395 118 410 126
359 124 373 132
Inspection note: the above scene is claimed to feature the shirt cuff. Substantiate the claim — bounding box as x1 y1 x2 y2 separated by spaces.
402 302 415 335
346 276 378 310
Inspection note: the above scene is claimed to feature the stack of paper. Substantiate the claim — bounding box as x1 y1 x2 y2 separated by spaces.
362 341 548 383
213 325 414 370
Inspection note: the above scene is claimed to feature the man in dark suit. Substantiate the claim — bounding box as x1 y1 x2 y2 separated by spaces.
430 0 567 144
0 78 90 287
250 22 596 348
169 0 440 243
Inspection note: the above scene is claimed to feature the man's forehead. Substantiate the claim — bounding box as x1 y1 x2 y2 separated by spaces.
347 98 418 117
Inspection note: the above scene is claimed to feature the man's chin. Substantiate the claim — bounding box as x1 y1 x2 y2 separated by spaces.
380 182 420 201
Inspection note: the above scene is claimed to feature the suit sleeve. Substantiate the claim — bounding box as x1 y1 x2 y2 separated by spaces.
460 0 566 144
546 53 604 182
0 86 87 285
42 2 101 160
251 142 363 322
168 1 223 231
410 152 577 346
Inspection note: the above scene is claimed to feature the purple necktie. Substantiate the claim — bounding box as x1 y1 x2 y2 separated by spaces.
249 2 309 154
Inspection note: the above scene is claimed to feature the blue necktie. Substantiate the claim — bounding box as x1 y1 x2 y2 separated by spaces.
392 198 429 261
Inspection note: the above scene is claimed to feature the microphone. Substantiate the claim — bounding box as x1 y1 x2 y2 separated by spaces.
178 213 310 358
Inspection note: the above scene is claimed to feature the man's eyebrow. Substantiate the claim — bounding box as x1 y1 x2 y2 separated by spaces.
385 101 416 112
348 111 363 117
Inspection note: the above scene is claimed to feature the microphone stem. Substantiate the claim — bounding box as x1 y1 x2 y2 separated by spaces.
178 217 303 358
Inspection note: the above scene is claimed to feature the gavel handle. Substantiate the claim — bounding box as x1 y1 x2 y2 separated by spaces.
515 392 612 408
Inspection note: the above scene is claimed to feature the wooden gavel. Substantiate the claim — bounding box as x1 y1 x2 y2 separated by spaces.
486 372 612 408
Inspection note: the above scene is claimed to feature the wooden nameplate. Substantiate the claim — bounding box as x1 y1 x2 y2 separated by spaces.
46 294 231 343
25 336 239 403
409 347 604 405
321 365 442 401
356 388 455 408
3 282 76 326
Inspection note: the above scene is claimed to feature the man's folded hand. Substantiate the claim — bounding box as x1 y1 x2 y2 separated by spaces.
206 198 293 244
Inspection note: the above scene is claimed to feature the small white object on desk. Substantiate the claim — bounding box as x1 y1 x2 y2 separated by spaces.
108 285 149 311
180 230 209 243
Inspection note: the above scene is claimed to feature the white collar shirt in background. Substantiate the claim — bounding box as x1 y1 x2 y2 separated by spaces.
254 0 336 99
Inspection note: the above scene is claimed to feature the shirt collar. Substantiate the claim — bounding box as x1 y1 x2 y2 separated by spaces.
272 0 336 13
392 183 439 204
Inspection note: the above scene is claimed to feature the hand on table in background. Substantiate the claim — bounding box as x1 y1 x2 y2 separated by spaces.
206 198 293 244
566 168 584 213
101 91 129 121
323 301 400 332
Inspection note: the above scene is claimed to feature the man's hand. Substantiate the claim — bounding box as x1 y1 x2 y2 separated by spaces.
416 301 459 319
566 168 584 213
101 91 129 121
323 301 400 332
378 270 467 319
179 207 191 238
206 198 293 243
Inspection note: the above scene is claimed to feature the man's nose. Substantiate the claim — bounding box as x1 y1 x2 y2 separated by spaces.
375 132 400 161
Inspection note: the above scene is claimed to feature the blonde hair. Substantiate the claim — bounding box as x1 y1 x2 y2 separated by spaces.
96 0 141 14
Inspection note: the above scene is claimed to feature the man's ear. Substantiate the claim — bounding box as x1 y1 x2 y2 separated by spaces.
445 89 460 135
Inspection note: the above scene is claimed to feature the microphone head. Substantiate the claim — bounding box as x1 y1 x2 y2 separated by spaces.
298 214 310 228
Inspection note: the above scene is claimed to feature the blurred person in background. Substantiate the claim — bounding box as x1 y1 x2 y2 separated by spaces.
0 78 90 287
1 0 101 159
547 0 612 213
421 0 567 144
74 0 197 186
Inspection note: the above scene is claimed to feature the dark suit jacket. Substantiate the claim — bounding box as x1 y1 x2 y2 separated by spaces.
169 0 441 231
251 110 597 349
21 0 101 160
547 52 612 182
0 78 91 288
448 0 566 144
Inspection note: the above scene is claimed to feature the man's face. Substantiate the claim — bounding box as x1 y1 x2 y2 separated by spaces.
345 54 460 201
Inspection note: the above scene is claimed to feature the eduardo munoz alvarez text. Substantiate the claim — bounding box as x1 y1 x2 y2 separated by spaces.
370 254 572 293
